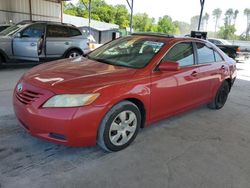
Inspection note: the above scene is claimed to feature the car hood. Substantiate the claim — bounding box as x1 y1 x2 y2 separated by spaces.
23 57 138 93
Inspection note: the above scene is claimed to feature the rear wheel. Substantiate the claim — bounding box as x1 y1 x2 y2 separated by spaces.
208 81 230 109
66 50 82 59
98 101 141 152
0 55 3 68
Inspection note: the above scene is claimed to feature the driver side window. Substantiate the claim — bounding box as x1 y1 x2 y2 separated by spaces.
162 42 194 67
21 23 45 38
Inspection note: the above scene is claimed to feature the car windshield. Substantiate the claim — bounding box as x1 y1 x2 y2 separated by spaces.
0 23 28 36
88 36 165 69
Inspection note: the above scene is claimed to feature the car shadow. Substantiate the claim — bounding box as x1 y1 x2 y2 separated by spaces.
0 63 39 70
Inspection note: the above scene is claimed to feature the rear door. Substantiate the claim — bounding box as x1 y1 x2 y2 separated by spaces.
194 42 226 101
13 23 45 61
45 25 70 58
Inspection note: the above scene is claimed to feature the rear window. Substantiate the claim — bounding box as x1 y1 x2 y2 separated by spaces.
47 25 69 37
196 43 215 64
69 27 82 37
214 51 223 62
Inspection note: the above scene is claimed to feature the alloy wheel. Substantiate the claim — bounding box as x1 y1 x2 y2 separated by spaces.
109 110 137 146
69 52 80 58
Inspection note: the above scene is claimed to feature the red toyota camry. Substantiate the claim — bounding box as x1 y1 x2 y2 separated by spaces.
13 33 237 152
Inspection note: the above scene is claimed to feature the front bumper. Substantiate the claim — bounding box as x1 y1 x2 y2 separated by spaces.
13 82 105 147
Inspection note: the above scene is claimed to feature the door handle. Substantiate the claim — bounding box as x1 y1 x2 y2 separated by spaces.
191 71 198 77
30 43 36 46
65 42 69 45
220 65 225 70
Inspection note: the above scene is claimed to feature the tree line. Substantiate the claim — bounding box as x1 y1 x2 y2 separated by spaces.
64 0 250 40
191 8 250 40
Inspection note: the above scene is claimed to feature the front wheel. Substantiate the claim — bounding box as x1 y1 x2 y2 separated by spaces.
208 81 230 109
98 101 141 152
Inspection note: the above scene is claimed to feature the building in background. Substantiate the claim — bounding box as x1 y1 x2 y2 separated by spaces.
63 14 120 44
0 0 120 44
0 0 63 24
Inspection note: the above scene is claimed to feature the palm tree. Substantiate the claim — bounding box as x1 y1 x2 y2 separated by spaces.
244 8 250 38
225 8 234 26
190 15 200 31
212 8 222 32
233 9 239 25
202 13 209 30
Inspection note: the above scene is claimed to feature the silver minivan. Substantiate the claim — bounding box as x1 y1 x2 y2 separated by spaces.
0 21 89 66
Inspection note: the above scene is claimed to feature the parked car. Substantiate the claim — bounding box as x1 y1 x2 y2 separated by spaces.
0 21 89 66
0 24 11 32
13 33 236 152
208 38 240 60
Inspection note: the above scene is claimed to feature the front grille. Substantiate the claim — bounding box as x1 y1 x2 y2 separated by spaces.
16 90 40 105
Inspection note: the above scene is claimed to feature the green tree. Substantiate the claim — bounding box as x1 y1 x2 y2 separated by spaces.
219 8 239 39
218 25 236 39
244 8 250 38
63 2 80 16
233 9 239 25
113 5 130 29
64 0 130 29
133 13 155 32
202 13 209 30
157 15 178 34
190 15 199 31
173 21 190 35
224 8 234 26
212 8 222 32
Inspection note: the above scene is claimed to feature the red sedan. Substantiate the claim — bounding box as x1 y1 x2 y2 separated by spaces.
13 33 237 152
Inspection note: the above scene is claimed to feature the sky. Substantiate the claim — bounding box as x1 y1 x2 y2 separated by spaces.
72 0 250 35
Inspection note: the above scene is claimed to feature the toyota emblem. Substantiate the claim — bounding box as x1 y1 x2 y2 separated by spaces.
17 83 23 93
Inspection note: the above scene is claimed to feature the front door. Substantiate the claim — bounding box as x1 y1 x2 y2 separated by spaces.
150 42 201 121
13 23 45 61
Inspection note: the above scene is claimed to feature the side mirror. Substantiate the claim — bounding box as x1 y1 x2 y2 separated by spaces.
15 33 21 38
158 61 180 71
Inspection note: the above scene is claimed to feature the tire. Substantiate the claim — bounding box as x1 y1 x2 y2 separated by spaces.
0 55 3 68
66 50 82 59
98 101 141 152
208 81 230 109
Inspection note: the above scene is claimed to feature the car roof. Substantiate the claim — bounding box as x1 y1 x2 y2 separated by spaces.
17 20 76 27
131 32 208 43
132 32 175 38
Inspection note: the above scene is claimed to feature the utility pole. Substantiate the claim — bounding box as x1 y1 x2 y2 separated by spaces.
81 0 92 36
126 0 134 33
89 0 91 36
198 0 205 31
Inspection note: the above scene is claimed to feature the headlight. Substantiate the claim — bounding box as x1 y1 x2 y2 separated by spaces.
42 94 100 108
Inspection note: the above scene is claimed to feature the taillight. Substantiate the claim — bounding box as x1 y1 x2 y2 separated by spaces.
236 47 240 53
89 43 95 50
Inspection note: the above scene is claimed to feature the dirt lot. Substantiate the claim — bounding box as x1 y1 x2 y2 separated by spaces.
0 61 250 188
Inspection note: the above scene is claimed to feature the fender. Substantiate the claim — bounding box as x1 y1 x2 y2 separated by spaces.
0 49 10 63
94 83 151 128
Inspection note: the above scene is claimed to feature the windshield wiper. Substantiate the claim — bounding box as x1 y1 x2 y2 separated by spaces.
91 58 114 65
89 57 137 69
